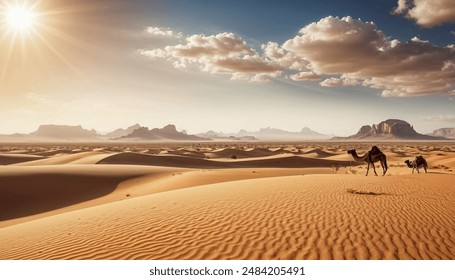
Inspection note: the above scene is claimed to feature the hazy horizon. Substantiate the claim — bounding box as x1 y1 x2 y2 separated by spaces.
1 118 451 138
1 0 454 136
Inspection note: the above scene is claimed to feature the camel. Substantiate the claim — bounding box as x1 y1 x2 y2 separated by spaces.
347 146 388 176
405 155 428 174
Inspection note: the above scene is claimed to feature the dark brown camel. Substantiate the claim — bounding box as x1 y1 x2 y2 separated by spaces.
347 146 388 176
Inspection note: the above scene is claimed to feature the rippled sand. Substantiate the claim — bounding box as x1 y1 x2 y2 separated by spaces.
1 142 454 259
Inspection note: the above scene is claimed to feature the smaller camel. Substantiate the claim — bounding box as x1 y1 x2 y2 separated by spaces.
347 146 388 176
405 155 428 174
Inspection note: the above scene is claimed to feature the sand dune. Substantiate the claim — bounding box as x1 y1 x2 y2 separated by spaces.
0 173 454 259
204 147 280 159
0 154 45 165
15 151 114 166
31 149 80 157
115 167 336 199
0 142 454 260
301 148 337 158
0 165 188 227
97 152 354 169
98 152 229 168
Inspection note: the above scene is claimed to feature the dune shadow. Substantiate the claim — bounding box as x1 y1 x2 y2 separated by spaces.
0 154 46 165
0 173 139 221
96 152 355 169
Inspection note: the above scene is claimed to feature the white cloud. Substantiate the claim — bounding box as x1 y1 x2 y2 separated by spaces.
140 16 455 96
262 42 307 71
393 0 455 27
393 0 409 14
146 27 182 38
320 76 360 87
289 71 321 81
138 48 167 58
140 32 282 81
320 77 343 87
283 16 389 75
168 33 253 58
282 16 455 97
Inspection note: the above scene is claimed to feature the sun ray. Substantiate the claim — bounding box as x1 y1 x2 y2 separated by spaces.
32 29 80 75
0 0 88 84
0 31 19 84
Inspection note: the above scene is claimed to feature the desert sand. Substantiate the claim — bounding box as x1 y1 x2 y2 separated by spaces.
0 142 454 259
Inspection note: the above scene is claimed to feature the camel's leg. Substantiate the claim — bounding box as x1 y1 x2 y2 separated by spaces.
365 162 369 176
424 165 427 173
383 156 388 176
367 153 378 176
372 161 378 176
417 166 420 173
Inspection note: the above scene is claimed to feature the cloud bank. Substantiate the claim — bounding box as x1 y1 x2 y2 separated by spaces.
140 31 282 81
393 0 455 27
282 16 455 97
141 19 455 97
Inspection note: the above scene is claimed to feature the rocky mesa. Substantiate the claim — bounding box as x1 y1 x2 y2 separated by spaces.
335 119 447 140
31 125 99 140
117 124 208 141
430 128 455 139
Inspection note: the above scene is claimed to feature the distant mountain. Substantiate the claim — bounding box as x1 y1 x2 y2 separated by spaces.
118 124 209 141
238 127 329 140
31 125 99 140
0 133 30 141
429 128 455 139
198 127 328 140
253 127 328 140
335 119 447 140
104 124 141 139
196 130 257 141
0 124 101 142
197 133 257 141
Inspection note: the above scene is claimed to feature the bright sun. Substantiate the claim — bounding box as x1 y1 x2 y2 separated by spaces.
5 5 36 31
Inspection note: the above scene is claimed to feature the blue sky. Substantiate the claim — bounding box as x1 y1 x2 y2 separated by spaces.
151 0 453 46
1 0 454 136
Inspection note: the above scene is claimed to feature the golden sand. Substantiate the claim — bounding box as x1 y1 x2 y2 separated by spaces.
0 143 454 259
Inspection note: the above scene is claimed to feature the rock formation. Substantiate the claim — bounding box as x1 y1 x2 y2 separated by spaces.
430 128 455 139
336 119 446 140
31 125 99 140
104 124 141 139
118 124 208 141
